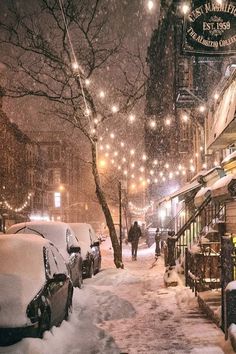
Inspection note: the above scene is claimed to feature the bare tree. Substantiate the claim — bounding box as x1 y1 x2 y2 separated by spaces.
0 0 146 268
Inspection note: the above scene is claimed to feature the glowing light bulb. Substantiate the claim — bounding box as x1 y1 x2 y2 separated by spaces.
111 105 118 113
85 108 91 116
120 142 125 147
122 157 126 163
99 145 104 151
165 118 171 126
150 170 154 175
94 118 99 125
199 105 206 113
150 120 156 128
200 146 204 151
129 114 136 123
131 174 135 179
111 159 115 164
106 144 110 150
169 172 173 179
147 0 154 11
203 163 207 169
195 152 199 157
131 162 135 168
159 171 163 177
99 137 103 141
110 133 115 139
153 159 158 165
131 183 136 189
124 170 128 176
140 166 145 173
182 3 190 15
85 79 90 86
154 178 158 183
182 114 188 122
214 92 219 100
105 152 109 157
99 90 105 98
118 166 121 170
72 61 79 70
130 149 135 155
114 151 118 156
165 163 169 169
142 154 147 161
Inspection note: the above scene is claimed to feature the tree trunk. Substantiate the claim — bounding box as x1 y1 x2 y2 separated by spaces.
91 141 124 269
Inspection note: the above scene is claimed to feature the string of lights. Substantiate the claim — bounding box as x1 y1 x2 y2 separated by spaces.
57 0 220 193
2 193 32 213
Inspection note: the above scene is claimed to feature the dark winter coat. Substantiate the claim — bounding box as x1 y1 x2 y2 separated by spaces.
128 225 142 243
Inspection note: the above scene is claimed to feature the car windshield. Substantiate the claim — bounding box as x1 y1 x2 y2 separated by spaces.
0 236 45 280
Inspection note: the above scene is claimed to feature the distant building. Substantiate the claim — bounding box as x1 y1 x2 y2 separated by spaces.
28 131 83 223
0 88 44 230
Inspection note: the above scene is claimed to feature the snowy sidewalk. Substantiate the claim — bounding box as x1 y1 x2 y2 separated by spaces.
1 238 234 354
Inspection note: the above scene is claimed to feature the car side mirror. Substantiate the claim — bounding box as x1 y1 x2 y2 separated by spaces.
53 273 67 282
68 245 81 254
91 241 100 247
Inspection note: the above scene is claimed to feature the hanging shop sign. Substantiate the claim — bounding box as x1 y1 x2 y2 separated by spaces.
183 1 236 55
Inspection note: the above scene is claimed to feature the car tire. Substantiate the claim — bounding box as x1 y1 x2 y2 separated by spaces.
38 308 50 338
88 261 94 278
65 287 73 320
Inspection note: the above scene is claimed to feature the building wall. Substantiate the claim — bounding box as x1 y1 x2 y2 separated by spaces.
0 94 44 229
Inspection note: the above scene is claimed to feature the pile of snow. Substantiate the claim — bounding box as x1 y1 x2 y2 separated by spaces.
0 236 233 354
164 265 183 287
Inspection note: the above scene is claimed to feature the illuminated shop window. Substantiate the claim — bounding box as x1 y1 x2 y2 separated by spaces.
54 192 61 208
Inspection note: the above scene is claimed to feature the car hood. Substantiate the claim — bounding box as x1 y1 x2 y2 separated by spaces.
0 274 43 327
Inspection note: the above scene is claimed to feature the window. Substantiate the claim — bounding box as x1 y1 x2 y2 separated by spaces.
54 192 61 208
54 169 61 184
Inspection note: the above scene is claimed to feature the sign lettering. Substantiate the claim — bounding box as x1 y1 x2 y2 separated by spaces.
183 1 236 55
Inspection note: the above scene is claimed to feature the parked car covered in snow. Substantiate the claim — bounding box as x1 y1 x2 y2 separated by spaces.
0 234 73 346
7 221 83 288
69 223 101 278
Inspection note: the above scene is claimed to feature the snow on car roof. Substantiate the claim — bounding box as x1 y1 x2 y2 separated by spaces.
0 233 46 280
69 223 97 244
7 221 78 259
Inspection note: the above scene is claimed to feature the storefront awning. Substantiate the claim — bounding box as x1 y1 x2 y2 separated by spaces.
211 174 236 201
168 180 201 200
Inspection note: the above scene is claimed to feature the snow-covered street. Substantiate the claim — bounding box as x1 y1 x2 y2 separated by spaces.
0 238 234 354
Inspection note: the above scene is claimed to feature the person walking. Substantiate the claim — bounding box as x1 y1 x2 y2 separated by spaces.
155 227 161 259
128 221 142 261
